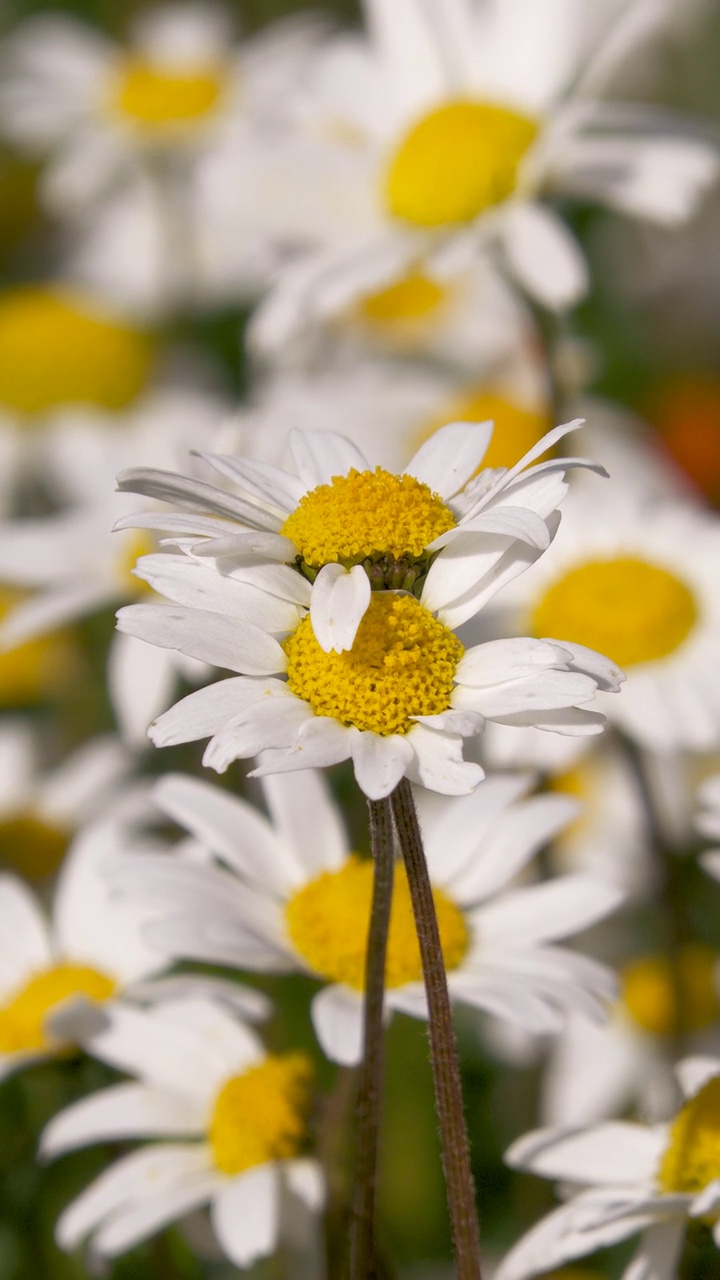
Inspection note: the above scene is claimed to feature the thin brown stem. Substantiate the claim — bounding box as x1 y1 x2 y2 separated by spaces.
391 779 483 1280
349 795 394 1280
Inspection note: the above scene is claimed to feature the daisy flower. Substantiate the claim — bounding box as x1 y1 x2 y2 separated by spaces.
501 486 720 753
110 768 622 1066
40 996 322 1266
496 1055 720 1280
0 381 231 740
248 0 718 351
0 4 323 211
0 806 269 1080
543 944 720 1127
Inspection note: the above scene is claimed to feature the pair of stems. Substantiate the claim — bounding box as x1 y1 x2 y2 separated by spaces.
348 779 483 1280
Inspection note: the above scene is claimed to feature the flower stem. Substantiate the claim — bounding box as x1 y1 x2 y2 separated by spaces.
391 778 483 1280
349 795 395 1280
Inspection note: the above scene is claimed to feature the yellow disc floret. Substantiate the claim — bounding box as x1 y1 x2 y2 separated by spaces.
285 855 468 989
622 946 720 1039
358 271 448 326
281 468 456 571
209 1053 313 1176
659 1075 720 1195
386 99 537 227
531 556 698 668
113 58 226 128
0 964 116 1055
283 594 463 736
0 813 68 880
418 388 550 472
0 287 155 415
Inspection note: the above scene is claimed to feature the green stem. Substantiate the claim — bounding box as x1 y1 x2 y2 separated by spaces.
391 779 483 1280
349 795 395 1280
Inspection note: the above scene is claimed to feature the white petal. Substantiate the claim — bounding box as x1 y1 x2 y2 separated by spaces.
501 202 589 309
494 1190 658 1280
454 670 599 719
261 771 348 875
351 732 414 800
116 604 286 676
41 1083 202 1159
621 1222 685 1280
311 985 365 1066
288 430 368 490
284 1159 325 1211
115 468 283 532
202 693 313 772
92 1171 219 1257
506 1122 664 1184
134 975 271 1024
149 677 287 747
251 718 355 777
56 1144 212 1251
196 453 304 512
0 876 52 997
212 1165 280 1268
478 876 624 948
456 639 571 687
542 1016 642 1127
310 564 371 654
133 555 303 632
676 1056 720 1100
404 421 493 499
541 638 624 693
108 631 179 745
405 724 484 795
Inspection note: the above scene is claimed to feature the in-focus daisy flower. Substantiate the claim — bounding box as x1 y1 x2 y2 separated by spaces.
41 997 323 1267
496 1055 720 1280
543 944 720 1127
0 382 231 740
249 0 718 351
0 722 133 879
0 5 323 210
506 486 720 752
115 422 622 797
110 769 622 1066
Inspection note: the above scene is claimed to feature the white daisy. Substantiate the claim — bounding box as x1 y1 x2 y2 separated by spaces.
0 381 231 741
497 1055 720 1280
0 5 322 210
109 768 622 1067
247 0 718 351
40 996 322 1267
498 486 720 753
543 944 720 1127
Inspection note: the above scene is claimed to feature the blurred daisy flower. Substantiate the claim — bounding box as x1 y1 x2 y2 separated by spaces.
497 1055 720 1280
543 944 720 1127
0 4 323 211
41 997 322 1267
250 0 718 350
110 769 622 1066
115 424 622 797
507 487 720 752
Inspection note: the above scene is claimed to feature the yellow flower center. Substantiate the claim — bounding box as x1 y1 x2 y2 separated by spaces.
659 1076 720 1195
117 531 157 595
0 813 68 880
283 594 463 736
0 287 155 416
418 388 550 472
622 946 720 1039
112 57 226 128
281 468 456 591
385 99 538 227
0 964 116 1055
531 556 699 668
0 587 80 707
285 855 468 989
209 1053 313 1176
357 270 448 326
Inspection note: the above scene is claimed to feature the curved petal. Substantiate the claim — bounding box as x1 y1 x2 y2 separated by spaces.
41 1083 203 1159
311 985 365 1066
501 202 589 309
212 1164 280 1268
288 430 368 489
116 604 286 677
404 420 493 499
310 564 371 654
261 770 348 875
351 731 414 800
0 876 52 998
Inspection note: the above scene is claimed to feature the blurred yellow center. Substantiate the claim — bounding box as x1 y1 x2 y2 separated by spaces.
386 99 537 227
0 587 79 707
358 271 447 325
531 557 698 668
622 947 720 1038
209 1053 313 1176
283 594 463 735
0 964 116 1055
419 388 550 472
0 813 68 880
285 855 468 989
282 468 456 569
0 287 155 416
117 531 156 595
659 1076 720 1195
114 58 226 126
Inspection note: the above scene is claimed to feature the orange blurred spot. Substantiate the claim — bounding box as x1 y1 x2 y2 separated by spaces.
649 375 720 502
